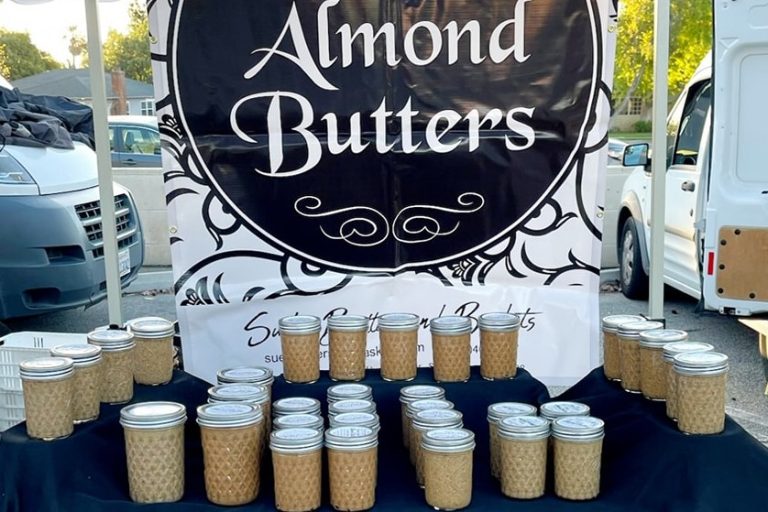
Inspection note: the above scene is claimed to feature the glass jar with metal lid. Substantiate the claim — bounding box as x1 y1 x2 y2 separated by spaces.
378 312 420 381
478 312 521 380
273 396 322 418
330 412 381 433
663 341 714 420
327 383 373 404
20 357 75 440
638 329 688 400
617 320 664 392
197 403 264 506
601 314 645 381
430 316 472 383
50 344 103 424
411 408 464 486
674 352 729 434
327 314 370 381
88 328 135 404
216 366 275 400
421 428 476 511
552 416 605 501
127 316 175 386
120 401 187 503
329 398 376 417
278 315 321 384
498 416 550 499
273 413 324 432
539 401 590 422
270 428 323 512
399 385 446 448
406 399 455 464
208 384 271 432
487 402 537 480
325 426 378 511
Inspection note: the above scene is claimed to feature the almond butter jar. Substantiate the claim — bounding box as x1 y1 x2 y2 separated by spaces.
50 344 102 424
422 428 475 511
327 383 373 405
430 316 472 383
617 320 664 393
273 414 325 432
208 384 271 433
674 351 729 435
197 403 265 506
273 397 322 419
378 312 420 381
498 416 550 500
663 341 714 420
217 366 275 401
88 328 135 404
601 315 645 381
552 416 605 501
330 412 381 434
20 357 75 440
279 315 321 384
325 426 379 511
478 312 521 380
270 428 323 512
328 315 370 382
411 409 464 487
127 317 175 386
329 399 376 418
399 385 446 448
120 401 187 504
487 402 537 479
407 399 456 466
638 329 688 400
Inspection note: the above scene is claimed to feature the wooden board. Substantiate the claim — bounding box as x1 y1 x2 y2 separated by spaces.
716 227 768 301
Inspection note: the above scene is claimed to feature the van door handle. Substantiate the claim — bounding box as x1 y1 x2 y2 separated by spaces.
123 159 138 166
681 181 695 192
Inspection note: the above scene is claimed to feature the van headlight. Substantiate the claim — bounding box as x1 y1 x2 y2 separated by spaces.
0 152 36 184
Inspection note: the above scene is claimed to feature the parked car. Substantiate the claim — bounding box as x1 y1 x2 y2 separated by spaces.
607 138 627 161
108 115 162 169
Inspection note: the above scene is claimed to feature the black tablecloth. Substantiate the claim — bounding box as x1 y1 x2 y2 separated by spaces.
1 367 767 511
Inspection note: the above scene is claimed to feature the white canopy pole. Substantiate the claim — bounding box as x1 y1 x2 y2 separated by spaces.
648 0 670 321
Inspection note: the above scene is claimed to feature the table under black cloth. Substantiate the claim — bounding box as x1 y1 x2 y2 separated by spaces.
1 367 767 512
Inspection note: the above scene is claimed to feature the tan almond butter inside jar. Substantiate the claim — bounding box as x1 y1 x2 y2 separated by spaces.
552 416 605 501
378 312 420 381
638 329 688 400
328 314 370 381
325 426 378 512
127 317 175 386
674 352 729 435
601 315 645 381
88 327 135 404
478 312 521 380
430 316 472 383
617 320 664 393
411 409 463 487
498 415 550 500
486 402 537 480
50 344 103 424
278 315 321 384
422 428 475 511
399 385 445 448
663 342 714 420
270 428 323 512
20 357 75 440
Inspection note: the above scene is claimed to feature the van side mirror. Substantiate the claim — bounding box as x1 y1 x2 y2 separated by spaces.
623 143 650 168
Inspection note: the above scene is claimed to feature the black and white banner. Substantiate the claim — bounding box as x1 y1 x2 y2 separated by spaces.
148 0 617 385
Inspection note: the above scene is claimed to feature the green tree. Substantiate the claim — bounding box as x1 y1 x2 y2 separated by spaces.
65 25 88 69
0 29 62 81
613 0 711 116
103 0 152 82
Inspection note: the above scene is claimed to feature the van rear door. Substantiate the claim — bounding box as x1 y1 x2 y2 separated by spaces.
703 0 768 315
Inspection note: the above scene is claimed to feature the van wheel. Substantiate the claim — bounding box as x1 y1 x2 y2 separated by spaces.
620 217 649 299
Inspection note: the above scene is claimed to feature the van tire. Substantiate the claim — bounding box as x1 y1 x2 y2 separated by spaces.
620 217 649 299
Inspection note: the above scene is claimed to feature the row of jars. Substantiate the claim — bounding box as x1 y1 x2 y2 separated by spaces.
18 317 175 441
279 312 521 384
602 315 729 434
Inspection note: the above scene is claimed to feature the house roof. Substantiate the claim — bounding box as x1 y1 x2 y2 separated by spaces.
13 69 154 100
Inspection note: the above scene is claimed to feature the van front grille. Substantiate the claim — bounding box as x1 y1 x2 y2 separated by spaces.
74 194 137 258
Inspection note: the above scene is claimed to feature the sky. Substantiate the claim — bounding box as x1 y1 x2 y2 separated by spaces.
0 0 133 64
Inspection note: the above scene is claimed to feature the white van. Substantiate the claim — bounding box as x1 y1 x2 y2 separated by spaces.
617 0 768 316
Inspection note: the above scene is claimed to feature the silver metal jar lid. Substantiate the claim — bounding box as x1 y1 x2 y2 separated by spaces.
601 314 646 333
87 328 135 351
270 427 323 453
378 312 420 331
617 320 665 339
327 383 373 403
673 351 729 376
421 428 475 453
120 401 187 429
327 314 370 332
325 426 378 450
19 357 74 380
552 416 605 441
498 415 551 441
216 366 274 386
406 398 454 418
639 329 689 348
127 317 175 339
278 315 321 335
478 312 521 332
487 402 537 423
412 408 464 429
273 414 324 431
329 399 376 417
196 402 263 428
400 385 445 403
430 315 472 335
539 401 590 420
50 344 102 367
273 397 322 416
208 384 269 404
663 341 714 362
330 412 380 431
